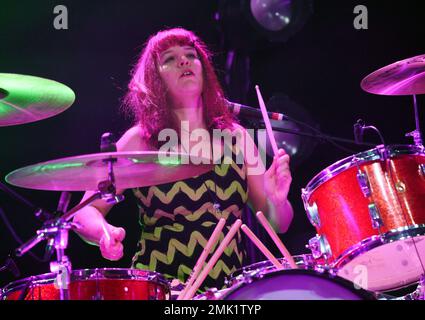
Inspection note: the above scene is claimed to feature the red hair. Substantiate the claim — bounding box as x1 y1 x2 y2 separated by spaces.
122 28 235 148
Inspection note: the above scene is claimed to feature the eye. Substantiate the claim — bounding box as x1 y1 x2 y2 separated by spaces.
186 52 199 60
163 56 175 64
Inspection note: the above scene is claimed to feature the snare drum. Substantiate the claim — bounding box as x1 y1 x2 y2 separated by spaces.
225 254 318 288
223 269 375 300
302 145 425 291
1 268 170 300
194 254 375 300
195 269 374 300
194 254 332 300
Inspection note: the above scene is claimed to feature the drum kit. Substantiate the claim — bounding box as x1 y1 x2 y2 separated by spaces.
1 54 425 300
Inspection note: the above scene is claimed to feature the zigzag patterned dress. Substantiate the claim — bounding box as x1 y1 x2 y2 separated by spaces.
131 141 248 292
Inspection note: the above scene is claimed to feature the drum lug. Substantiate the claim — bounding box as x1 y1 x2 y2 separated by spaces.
395 181 406 193
301 189 321 228
202 288 221 300
368 203 383 229
419 164 425 176
356 169 371 197
306 202 320 228
307 235 332 260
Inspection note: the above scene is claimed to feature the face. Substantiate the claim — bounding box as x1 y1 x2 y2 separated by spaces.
157 45 204 102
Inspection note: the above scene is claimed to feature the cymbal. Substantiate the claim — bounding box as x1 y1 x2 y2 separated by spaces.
5 151 214 191
361 54 425 95
0 73 75 126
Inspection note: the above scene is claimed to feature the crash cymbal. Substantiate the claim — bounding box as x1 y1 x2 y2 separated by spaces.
361 54 425 96
5 151 214 191
0 73 75 126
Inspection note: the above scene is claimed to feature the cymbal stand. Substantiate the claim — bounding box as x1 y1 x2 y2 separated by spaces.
406 94 424 148
14 155 124 300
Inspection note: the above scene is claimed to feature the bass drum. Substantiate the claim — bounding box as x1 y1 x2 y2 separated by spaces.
1 268 170 300
221 269 375 300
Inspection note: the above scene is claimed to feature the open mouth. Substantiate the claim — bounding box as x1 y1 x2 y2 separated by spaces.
180 70 194 78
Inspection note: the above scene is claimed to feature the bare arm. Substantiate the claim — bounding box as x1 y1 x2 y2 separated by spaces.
234 123 294 233
73 192 116 246
73 125 148 246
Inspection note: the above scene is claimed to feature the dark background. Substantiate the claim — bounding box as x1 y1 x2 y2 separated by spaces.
1 0 424 288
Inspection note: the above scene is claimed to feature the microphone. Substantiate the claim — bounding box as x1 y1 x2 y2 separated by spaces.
225 99 289 121
57 191 71 214
354 119 365 144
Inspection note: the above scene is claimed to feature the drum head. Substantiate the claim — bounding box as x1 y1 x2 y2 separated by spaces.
222 269 375 300
226 255 315 287
336 235 425 291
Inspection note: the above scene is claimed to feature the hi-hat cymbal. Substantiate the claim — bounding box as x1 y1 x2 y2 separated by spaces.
361 54 425 96
0 73 75 126
5 151 214 191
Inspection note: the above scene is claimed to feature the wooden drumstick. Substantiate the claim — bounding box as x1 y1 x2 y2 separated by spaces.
256 211 297 269
184 219 242 300
241 224 284 270
177 218 226 300
255 85 279 156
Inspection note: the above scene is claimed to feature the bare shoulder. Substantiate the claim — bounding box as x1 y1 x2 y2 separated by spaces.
116 125 150 151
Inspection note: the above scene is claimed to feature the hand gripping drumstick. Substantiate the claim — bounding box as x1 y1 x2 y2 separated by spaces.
241 224 284 270
184 219 243 300
255 85 279 156
177 218 226 300
256 211 297 269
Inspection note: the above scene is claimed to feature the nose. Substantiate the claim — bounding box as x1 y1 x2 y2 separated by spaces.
178 55 190 67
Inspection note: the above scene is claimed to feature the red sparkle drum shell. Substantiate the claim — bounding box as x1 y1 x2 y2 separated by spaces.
0 268 170 300
302 145 425 291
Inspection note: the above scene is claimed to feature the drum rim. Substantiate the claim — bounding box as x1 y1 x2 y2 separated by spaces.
1 267 169 298
71 267 168 285
331 224 425 291
302 144 424 198
225 254 315 287
220 269 376 300
1 273 55 298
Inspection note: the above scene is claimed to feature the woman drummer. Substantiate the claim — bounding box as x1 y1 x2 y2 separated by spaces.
73 27 293 294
